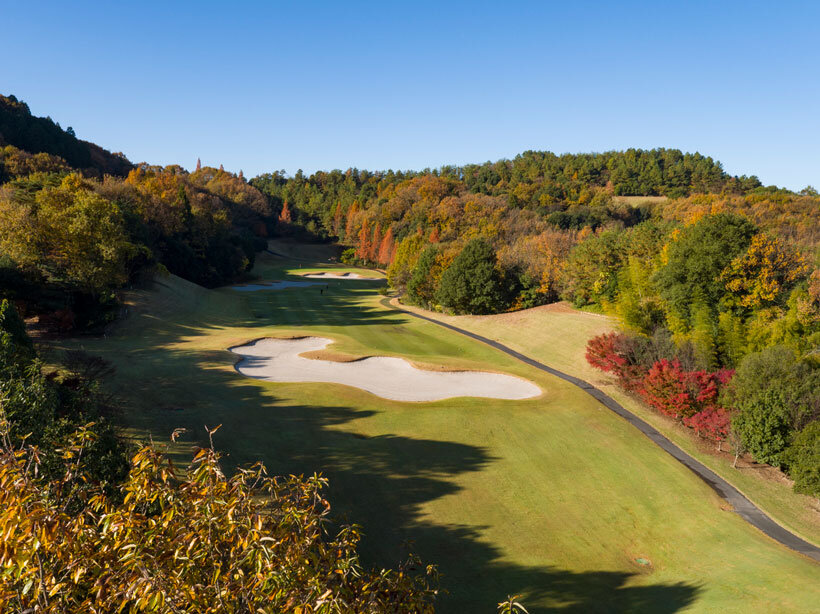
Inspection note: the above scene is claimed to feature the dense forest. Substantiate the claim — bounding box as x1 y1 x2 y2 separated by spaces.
0 93 818 609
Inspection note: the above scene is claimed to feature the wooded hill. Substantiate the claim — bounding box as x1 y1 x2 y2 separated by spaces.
0 94 133 178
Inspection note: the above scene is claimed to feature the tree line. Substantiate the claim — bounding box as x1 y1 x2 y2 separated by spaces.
0 94 133 177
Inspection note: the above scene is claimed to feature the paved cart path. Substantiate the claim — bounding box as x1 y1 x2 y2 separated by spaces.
383 298 820 563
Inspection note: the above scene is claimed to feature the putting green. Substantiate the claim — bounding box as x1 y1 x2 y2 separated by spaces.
52 251 820 613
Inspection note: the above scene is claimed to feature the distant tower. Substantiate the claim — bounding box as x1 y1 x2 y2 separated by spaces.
219 164 224 172
239 169 244 180
195 158 201 171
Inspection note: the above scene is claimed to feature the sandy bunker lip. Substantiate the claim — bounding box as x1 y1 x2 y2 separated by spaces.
229 337 541 402
301 272 380 280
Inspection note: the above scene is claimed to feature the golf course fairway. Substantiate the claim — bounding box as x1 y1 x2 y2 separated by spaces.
54 249 820 613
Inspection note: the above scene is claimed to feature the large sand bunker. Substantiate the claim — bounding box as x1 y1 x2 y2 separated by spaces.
230 337 541 402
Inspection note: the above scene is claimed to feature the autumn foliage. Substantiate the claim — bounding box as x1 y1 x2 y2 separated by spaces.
584 332 647 391
0 427 438 613
720 233 809 308
586 333 733 444
278 199 292 224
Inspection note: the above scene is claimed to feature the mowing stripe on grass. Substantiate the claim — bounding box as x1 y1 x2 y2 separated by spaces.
383 298 820 563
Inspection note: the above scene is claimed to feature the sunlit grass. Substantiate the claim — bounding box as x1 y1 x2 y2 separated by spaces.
49 250 820 613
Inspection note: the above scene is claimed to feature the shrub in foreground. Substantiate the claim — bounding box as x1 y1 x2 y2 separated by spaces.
0 428 438 613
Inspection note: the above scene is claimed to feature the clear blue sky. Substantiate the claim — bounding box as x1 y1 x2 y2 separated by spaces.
3 1 818 189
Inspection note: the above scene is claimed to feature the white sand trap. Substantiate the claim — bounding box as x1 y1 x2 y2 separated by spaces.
230 337 541 402
231 281 323 291
301 272 374 280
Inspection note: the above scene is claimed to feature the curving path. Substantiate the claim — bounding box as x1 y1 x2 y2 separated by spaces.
382 298 820 563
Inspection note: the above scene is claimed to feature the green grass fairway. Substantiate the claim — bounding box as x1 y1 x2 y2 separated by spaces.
52 252 820 613
401 302 820 550
267 237 341 262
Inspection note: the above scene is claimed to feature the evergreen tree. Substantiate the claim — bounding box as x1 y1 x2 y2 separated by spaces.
732 390 793 467
436 239 505 314
407 246 439 308
654 213 756 323
782 422 820 497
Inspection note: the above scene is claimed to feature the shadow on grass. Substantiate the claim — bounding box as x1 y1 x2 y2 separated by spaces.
82 276 702 614
240 282 399 329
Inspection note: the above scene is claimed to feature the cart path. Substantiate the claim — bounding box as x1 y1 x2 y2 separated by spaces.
383 298 820 563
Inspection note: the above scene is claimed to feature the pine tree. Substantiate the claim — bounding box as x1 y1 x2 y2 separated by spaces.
333 202 344 237
436 239 506 314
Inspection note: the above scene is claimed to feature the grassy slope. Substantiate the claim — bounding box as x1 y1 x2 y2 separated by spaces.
611 196 669 206
397 302 820 548
52 253 819 613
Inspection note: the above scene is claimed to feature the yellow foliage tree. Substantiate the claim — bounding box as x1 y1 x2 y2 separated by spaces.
0 424 438 613
721 234 810 308
0 173 138 294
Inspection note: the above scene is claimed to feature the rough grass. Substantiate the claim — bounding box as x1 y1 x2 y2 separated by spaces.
49 251 820 613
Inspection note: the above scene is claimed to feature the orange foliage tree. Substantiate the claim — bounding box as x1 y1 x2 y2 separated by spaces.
355 219 370 260
344 201 360 243
378 227 396 266
369 223 382 262
278 200 292 224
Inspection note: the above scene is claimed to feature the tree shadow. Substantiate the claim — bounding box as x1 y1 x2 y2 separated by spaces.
124 355 700 613
72 275 702 613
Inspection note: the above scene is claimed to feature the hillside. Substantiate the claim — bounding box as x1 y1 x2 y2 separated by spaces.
0 93 133 177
